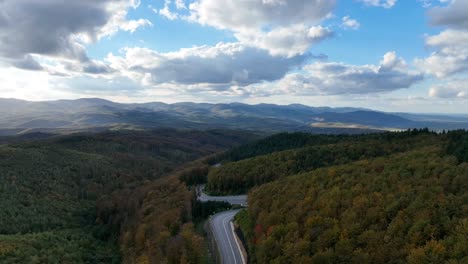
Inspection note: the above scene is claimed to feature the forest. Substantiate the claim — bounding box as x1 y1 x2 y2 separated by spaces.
0 129 254 263
1 128 466 263
207 130 439 194
231 130 468 263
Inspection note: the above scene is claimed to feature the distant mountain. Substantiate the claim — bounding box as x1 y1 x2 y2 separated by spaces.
0 98 467 135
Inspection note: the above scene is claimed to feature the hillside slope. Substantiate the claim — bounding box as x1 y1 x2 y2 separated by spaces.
231 130 468 263
207 131 439 194
0 129 254 263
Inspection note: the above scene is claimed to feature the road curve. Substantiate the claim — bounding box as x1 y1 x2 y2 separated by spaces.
210 210 245 264
197 185 247 206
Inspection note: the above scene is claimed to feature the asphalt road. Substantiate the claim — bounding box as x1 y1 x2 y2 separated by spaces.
210 210 245 264
197 185 247 206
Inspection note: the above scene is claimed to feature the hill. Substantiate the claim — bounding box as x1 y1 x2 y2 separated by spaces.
206 131 439 194
221 130 468 263
0 129 254 263
1 98 468 135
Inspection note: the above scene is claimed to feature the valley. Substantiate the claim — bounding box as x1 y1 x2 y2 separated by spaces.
0 124 466 263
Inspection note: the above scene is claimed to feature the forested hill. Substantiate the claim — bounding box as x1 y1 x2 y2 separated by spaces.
206 130 439 194
216 129 468 263
2 128 467 263
0 129 254 263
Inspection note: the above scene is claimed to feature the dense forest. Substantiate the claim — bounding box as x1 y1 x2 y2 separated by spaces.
207 130 438 194
219 132 346 162
217 130 431 163
230 130 468 263
0 129 254 263
97 176 203 264
1 127 467 263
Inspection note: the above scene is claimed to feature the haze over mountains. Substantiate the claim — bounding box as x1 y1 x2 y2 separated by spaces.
1 98 468 136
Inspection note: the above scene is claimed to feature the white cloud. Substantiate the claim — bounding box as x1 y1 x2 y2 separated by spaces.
234 25 332 57
417 1 468 79
0 67 72 101
246 51 423 96
0 64 148 102
175 0 187 9
0 0 151 70
186 0 335 56
116 19 153 33
416 30 468 78
357 0 397 8
342 16 361 30
429 79 468 98
157 0 179 20
188 0 334 30
36 48 422 99
0 0 449 108
105 43 306 89
381 51 407 70
419 0 432 8
99 0 152 37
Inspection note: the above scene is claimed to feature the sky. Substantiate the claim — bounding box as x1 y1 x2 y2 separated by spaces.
0 0 467 113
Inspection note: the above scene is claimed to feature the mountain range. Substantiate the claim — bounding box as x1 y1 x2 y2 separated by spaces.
1 98 468 136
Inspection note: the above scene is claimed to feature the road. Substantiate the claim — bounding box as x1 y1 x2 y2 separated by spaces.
197 185 247 206
210 210 245 264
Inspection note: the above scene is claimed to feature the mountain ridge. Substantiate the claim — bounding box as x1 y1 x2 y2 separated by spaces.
1 98 468 135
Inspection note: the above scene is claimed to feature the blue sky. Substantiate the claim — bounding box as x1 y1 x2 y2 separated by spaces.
88 0 434 64
0 0 467 113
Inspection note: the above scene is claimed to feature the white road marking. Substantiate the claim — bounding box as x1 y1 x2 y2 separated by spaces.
222 212 238 264
230 221 246 264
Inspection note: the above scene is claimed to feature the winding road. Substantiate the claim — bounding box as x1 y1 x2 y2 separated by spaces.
210 210 245 264
196 185 248 263
197 185 247 206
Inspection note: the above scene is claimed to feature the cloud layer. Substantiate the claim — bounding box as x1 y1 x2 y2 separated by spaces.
188 0 335 30
429 0 468 29
107 43 307 88
417 0 468 99
0 0 150 69
416 30 468 78
429 79 468 98
247 52 423 96
1 0 465 112
186 0 335 56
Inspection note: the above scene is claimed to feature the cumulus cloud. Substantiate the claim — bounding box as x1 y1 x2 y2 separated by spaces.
417 1 468 78
235 25 333 57
115 19 152 33
429 79 468 98
429 0 468 29
416 30 468 78
188 0 334 30
342 16 361 30
99 1 152 37
357 0 397 8
0 0 151 70
106 43 306 89
247 51 423 96
186 0 335 56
